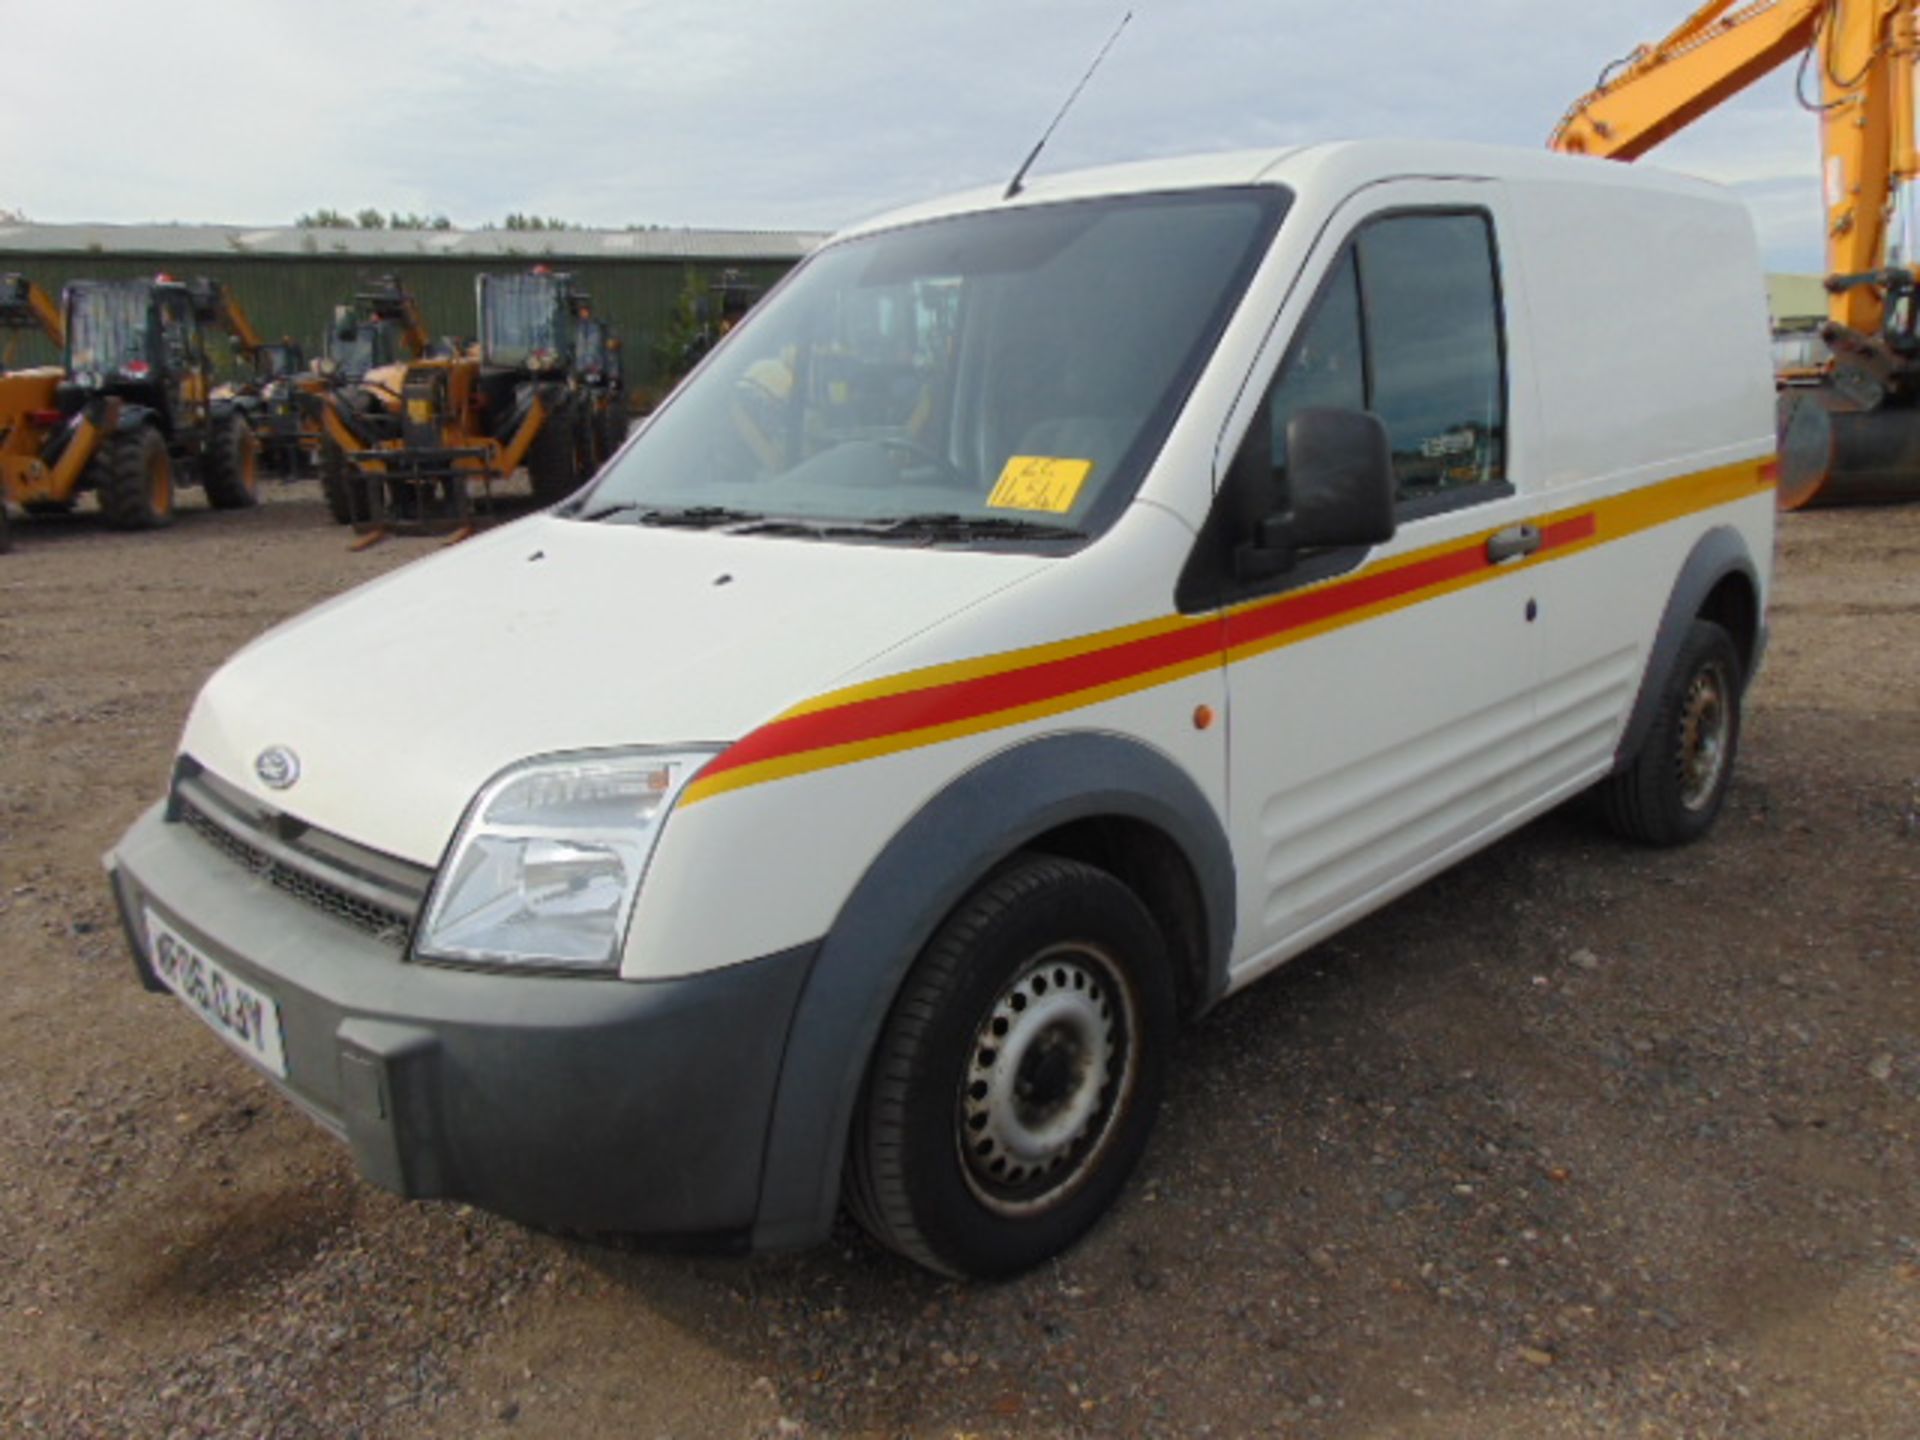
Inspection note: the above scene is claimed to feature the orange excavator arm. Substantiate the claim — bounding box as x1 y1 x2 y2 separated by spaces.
1550 0 1920 335
396 294 430 359
356 277 431 360
1 272 65 349
1551 1 1826 161
187 277 265 360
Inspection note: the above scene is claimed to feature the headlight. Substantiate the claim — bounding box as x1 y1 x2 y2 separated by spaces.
415 749 712 973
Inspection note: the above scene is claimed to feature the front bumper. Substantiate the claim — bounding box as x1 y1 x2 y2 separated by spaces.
107 803 816 1243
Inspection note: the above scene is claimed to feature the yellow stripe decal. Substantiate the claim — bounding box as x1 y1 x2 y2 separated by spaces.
683 458 1772 805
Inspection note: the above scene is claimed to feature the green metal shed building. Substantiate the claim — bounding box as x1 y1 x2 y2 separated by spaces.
0 221 821 399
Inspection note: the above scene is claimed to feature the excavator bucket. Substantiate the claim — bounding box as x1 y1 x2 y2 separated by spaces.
1777 390 1920 509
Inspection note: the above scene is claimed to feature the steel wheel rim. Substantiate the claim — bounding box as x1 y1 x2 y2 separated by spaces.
956 943 1138 1217
1677 659 1731 812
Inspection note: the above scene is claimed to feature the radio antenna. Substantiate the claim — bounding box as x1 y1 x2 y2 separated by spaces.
1004 11 1133 201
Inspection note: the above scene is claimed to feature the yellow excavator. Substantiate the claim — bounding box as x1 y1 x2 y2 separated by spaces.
1552 0 1920 508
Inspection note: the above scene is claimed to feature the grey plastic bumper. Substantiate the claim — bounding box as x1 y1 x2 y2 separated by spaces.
107 803 816 1243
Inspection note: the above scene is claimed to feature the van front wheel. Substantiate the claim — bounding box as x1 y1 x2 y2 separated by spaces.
845 854 1174 1278
1601 617 1742 846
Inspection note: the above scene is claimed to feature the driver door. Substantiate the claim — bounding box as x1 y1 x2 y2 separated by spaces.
1221 184 1546 981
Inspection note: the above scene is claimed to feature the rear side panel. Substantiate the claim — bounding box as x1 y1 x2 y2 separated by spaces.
1503 175 1775 794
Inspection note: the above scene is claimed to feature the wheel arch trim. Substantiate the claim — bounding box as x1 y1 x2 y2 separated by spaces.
1613 524 1761 774
749 729 1234 1250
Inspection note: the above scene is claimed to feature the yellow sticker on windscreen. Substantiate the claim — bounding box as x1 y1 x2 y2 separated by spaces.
986 456 1093 514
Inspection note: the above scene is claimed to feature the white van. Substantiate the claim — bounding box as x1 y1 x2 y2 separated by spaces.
107 142 1776 1278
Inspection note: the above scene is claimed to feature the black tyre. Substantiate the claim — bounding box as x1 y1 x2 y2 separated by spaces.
1599 618 1742 846
21 499 75 516
98 427 174 531
845 854 1176 1278
525 400 581 505
318 440 371 525
0 502 11 554
202 414 260 509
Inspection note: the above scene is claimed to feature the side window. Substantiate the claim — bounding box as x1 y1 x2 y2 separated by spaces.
1268 249 1364 483
1259 210 1507 513
1184 209 1510 611
1356 213 1506 502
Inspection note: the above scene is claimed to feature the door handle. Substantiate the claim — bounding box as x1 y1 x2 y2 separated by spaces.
1486 524 1542 564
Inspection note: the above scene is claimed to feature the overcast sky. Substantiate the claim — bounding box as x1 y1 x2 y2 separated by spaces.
3 1 1827 269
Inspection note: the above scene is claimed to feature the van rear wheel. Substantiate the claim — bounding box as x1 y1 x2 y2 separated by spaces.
845 854 1174 1278
1600 618 1742 846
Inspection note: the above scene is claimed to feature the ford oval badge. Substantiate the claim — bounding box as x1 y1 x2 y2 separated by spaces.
255 746 301 791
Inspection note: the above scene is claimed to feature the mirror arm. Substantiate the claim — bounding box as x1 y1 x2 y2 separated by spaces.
1233 512 1299 581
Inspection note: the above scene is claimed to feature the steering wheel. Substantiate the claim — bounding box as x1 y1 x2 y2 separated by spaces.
877 435 971 489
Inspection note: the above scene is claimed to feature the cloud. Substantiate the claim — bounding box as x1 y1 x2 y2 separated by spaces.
0 0 1833 267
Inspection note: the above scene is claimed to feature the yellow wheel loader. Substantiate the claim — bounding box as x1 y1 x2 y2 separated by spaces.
0 274 258 538
231 276 433 487
310 267 619 536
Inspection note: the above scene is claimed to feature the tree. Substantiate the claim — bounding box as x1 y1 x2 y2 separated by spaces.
653 268 710 382
502 213 576 232
296 207 354 229
300 207 454 230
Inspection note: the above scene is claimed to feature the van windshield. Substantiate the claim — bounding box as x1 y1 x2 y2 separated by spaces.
577 187 1287 543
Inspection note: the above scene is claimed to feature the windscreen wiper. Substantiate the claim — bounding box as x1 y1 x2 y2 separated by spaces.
861 512 1088 542
636 505 765 528
571 498 644 521
572 501 765 527
707 512 1089 543
723 517 840 539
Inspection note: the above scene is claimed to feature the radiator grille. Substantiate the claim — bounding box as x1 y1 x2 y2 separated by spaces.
168 759 431 947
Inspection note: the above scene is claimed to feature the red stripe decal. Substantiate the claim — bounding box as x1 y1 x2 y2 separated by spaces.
1542 512 1597 547
702 511 1596 785
700 615 1221 781
1224 538 1483 652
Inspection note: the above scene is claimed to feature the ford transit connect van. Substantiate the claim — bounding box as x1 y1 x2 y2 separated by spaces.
107 141 1776 1277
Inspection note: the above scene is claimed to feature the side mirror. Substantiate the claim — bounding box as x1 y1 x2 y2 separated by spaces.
1236 406 1397 580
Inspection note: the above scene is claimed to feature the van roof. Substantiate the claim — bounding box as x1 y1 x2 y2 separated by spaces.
838 139 1736 240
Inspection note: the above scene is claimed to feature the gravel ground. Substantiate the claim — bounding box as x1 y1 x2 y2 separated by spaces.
1 485 1916 1438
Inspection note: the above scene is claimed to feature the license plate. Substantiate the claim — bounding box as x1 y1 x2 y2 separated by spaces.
145 911 288 1078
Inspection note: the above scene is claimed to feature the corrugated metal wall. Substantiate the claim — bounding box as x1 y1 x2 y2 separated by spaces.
1 252 795 399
